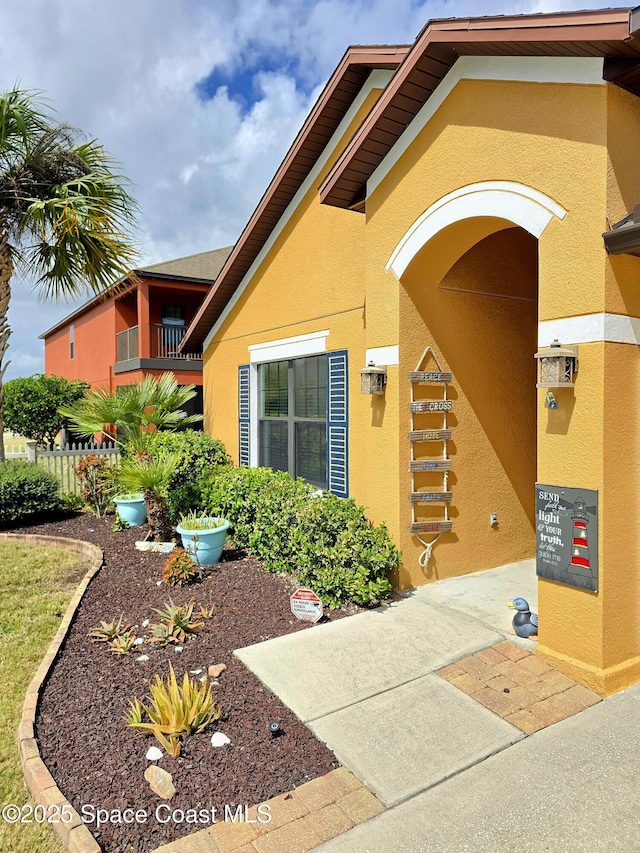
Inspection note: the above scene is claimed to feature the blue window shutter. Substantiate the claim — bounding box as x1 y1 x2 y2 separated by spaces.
327 350 349 498
238 364 250 467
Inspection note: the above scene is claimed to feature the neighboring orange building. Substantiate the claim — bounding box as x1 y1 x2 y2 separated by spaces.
41 247 232 414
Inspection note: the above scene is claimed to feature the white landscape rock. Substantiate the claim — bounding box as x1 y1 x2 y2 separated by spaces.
134 637 144 646
210 732 231 748
142 619 150 628
146 746 163 761
190 669 202 675
174 646 183 653
144 765 176 799
136 655 150 662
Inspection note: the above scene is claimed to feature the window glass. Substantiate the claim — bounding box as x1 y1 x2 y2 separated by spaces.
261 360 288 418
295 422 326 489
260 420 288 472
294 355 326 418
258 355 327 490
162 306 185 325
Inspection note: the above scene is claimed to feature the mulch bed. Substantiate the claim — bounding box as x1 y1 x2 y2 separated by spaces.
9 512 354 853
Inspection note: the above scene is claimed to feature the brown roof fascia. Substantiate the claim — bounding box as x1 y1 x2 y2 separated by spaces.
319 8 638 209
180 44 410 352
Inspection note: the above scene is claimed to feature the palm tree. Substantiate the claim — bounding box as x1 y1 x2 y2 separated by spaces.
0 86 138 461
61 372 203 540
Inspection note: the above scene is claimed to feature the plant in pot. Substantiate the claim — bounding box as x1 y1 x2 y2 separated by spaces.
60 373 203 540
112 492 146 527
176 510 229 567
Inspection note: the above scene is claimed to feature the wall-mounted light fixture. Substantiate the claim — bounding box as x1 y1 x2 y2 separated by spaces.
545 391 558 409
534 340 579 389
360 362 387 395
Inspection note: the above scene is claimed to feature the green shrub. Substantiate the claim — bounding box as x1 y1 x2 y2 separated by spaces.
202 467 313 573
292 494 397 607
201 466 398 607
143 431 230 521
0 461 62 525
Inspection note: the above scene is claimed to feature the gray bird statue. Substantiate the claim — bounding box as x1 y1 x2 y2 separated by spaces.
507 597 538 638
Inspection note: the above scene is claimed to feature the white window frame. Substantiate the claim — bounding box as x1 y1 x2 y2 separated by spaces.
247 330 329 467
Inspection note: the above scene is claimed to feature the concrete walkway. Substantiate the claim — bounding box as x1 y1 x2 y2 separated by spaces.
235 578 526 808
317 684 640 852
234 561 640 851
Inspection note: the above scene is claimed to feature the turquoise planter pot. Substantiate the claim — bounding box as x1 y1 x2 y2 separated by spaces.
176 518 229 567
113 494 147 527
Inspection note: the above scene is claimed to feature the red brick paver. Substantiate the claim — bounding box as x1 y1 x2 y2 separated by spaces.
438 641 601 735
153 768 384 853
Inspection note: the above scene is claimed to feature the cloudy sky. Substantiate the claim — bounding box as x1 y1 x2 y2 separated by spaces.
3 0 606 379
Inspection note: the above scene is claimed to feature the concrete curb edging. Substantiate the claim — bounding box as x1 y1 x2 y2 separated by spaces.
2 533 104 853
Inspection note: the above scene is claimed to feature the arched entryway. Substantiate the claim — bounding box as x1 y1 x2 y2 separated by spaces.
389 182 566 584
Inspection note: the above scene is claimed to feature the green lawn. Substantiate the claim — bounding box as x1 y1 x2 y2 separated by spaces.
0 542 84 853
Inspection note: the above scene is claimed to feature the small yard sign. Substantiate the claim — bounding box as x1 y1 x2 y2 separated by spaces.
290 588 323 623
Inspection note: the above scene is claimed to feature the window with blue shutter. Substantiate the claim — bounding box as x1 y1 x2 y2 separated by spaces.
238 364 250 467
327 350 349 498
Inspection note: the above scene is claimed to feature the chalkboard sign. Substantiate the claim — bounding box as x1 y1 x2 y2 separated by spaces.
535 484 598 592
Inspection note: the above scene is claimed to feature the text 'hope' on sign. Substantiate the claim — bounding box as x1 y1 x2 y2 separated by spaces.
290 588 323 624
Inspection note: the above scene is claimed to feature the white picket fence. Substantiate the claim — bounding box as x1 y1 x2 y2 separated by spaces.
6 441 120 495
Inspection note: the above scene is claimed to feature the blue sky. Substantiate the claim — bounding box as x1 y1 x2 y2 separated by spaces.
1 0 610 379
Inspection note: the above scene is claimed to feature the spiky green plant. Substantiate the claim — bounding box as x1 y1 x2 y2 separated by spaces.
108 630 137 655
117 452 180 541
124 664 221 756
151 598 203 644
59 373 202 453
88 614 129 642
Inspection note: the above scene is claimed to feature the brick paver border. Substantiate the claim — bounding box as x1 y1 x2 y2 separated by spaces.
2 533 104 853
152 767 385 853
438 640 602 734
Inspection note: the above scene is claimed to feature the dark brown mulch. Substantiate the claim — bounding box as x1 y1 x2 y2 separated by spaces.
11 512 353 853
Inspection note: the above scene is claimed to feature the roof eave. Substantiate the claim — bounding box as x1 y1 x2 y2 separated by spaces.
603 222 640 256
319 8 638 210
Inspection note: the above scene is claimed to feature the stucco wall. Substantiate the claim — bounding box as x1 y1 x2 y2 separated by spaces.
366 78 608 587
203 86 391 521
44 298 116 387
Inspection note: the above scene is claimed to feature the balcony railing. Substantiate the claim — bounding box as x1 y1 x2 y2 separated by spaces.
150 324 203 360
116 324 203 362
116 325 139 362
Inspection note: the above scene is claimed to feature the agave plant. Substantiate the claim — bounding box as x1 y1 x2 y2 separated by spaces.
88 614 129 643
125 664 221 757
108 630 137 655
151 598 203 644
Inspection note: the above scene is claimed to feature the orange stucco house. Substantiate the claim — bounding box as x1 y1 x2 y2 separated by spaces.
41 247 231 414
178 8 640 695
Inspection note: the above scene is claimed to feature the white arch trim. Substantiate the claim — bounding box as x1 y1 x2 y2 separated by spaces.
386 181 567 279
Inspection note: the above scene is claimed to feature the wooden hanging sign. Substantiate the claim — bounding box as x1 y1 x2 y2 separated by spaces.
409 459 452 472
410 400 453 413
410 371 453 384
409 429 452 442
410 491 452 503
410 520 453 534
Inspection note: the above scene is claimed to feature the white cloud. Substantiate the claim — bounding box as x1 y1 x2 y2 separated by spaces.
0 0 614 380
